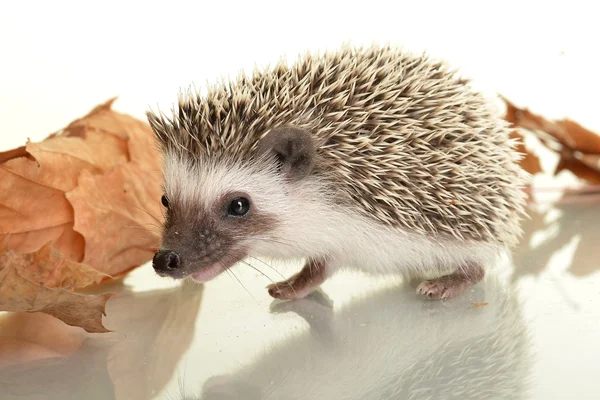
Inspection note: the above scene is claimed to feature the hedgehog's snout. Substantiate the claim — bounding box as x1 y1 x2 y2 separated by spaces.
153 249 182 275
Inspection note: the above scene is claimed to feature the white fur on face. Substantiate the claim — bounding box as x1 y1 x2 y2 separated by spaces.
163 152 286 215
163 151 504 279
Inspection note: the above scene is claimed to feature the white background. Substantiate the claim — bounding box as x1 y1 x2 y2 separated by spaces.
1 1 599 398
1 0 599 150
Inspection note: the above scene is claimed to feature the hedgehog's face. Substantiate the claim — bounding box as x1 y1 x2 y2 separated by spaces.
151 126 316 282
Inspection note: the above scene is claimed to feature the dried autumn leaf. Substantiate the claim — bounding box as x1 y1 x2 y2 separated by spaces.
576 153 600 171
0 243 113 333
0 98 162 267
509 130 542 175
555 152 600 185
0 98 164 332
2 242 109 288
504 98 600 154
503 97 600 184
0 157 79 256
558 119 600 154
67 165 162 277
65 98 159 167
0 146 27 164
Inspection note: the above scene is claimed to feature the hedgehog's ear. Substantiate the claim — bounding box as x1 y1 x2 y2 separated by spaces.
256 126 315 181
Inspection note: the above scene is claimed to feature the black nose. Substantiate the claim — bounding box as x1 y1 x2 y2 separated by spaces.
153 249 181 273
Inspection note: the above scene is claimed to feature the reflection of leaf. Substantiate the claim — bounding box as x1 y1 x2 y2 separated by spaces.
512 207 554 280
105 281 203 400
0 243 113 333
570 235 600 277
0 281 203 400
504 97 600 279
552 199 600 277
513 200 600 280
0 330 115 400
0 312 86 368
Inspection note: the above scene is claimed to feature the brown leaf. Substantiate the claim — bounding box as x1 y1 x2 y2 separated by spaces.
504 99 600 154
503 97 600 183
0 98 162 332
1 222 84 260
41 293 114 334
67 166 162 277
0 158 76 249
2 242 109 288
556 119 600 155
23 132 129 191
509 130 542 175
555 152 600 184
576 153 600 171
471 302 489 307
0 244 113 333
0 145 29 164
0 104 127 258
65 97 159 166
1 98 162 267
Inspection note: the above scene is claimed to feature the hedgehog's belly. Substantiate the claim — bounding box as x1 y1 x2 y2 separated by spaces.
337 228 501 279
255 204 503 280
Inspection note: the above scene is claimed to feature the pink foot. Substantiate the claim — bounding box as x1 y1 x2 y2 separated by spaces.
417 264 485 300
267 258 327 300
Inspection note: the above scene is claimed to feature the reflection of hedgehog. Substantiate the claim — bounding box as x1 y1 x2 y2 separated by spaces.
181 276 531 400
147 44 528 300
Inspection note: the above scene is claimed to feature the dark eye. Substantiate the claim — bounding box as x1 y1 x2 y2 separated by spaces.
161 194 170 208
227 197 250 217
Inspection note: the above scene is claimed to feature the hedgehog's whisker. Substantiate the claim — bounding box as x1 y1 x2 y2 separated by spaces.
130 221 163 229
246 256 288 283
240 260 277 287
264 368 291 399
117 202 164 226
241 261 294 296
120 221 163 234
225 266 258 303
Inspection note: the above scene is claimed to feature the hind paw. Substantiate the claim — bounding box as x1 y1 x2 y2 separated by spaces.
417 264 485 300
417 279 462 299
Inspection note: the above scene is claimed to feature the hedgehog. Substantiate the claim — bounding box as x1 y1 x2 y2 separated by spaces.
147 44 528 301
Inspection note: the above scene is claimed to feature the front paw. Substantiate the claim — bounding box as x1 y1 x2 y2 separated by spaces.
266 281 305 300
266 258 329 300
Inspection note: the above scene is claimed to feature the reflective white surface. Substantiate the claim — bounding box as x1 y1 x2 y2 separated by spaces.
1 200 599 399
1 1 600 399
